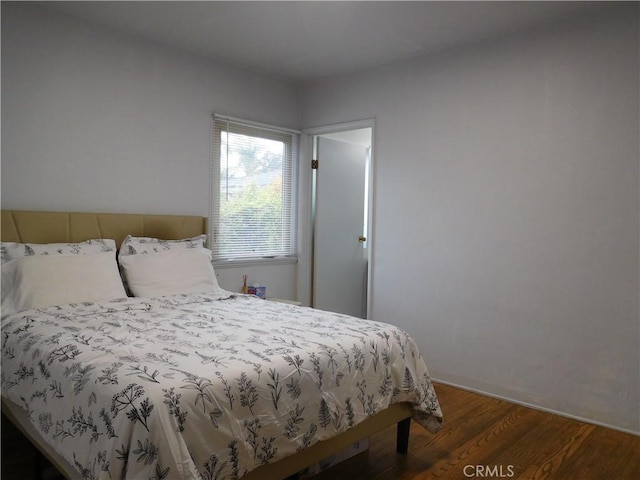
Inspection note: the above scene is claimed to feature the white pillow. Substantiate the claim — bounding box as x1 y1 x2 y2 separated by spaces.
117 235 208 296
1 251 127 317
118 247 220 297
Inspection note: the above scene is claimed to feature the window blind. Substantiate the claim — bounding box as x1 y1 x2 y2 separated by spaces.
210 115 298 263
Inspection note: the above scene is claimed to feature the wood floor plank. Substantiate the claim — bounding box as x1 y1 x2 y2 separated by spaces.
518 423 596 480
490 407 594 475
551 422 640 480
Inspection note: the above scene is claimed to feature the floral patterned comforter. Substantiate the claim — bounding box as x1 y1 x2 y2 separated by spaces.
1 291 442 480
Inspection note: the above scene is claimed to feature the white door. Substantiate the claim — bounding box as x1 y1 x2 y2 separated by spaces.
313 135 369 318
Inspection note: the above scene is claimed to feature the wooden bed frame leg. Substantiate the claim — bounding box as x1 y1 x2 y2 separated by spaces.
396 418 411 454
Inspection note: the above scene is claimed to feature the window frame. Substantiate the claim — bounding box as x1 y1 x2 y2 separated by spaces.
210 114 299 267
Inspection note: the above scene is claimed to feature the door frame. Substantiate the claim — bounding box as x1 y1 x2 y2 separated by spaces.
298 118 375 318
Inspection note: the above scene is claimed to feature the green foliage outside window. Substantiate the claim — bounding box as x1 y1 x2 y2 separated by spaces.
211 117 296 261
218 178 284 256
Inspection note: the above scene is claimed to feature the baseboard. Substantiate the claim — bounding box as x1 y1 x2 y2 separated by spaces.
431 376 640 437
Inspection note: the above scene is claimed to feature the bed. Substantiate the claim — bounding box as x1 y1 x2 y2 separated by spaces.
1 210 443 480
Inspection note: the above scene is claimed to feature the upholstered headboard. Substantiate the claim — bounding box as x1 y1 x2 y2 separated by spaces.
1 210 207 248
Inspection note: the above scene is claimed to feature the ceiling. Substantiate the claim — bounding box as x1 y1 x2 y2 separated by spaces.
44 1 610 82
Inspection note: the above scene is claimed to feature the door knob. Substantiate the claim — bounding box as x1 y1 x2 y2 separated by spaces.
358 236 367 243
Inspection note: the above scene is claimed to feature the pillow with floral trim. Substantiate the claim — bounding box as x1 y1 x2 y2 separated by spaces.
0 239 117 265
118 234 206 257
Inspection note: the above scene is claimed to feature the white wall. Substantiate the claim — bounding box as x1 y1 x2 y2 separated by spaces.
1 3 299 299
2 2 638 433
301 5 639 433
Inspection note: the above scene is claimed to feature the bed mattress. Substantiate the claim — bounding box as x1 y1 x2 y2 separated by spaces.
1 290 442 479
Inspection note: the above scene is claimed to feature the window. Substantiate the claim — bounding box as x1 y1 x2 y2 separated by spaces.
210 115 298 264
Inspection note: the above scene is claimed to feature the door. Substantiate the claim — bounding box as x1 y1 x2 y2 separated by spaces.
313 134 370 318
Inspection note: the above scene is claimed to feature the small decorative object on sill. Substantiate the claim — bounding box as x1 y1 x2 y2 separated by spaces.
247 284 266 299
242 275 248 294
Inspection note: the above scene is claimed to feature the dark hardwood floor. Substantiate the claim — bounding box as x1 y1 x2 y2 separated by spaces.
314 383 640 480
2 383 638 479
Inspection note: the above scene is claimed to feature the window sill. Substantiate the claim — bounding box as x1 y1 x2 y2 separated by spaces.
213 256 298 269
